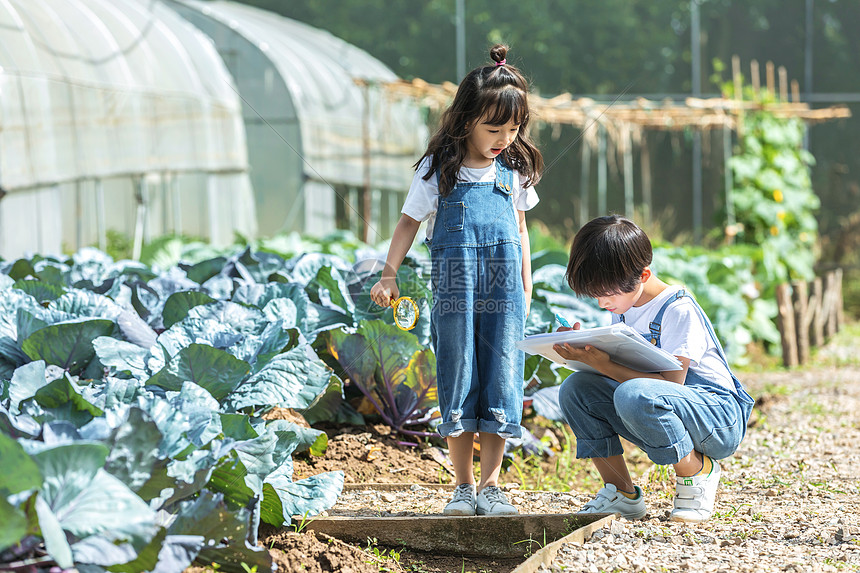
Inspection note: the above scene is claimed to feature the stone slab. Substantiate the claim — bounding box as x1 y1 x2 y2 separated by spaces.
294 512 615 558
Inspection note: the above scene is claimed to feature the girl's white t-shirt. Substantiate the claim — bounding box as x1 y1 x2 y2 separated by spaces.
401 157 539 240
611 286 735 392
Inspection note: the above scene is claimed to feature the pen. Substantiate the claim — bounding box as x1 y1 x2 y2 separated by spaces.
555 313 572 328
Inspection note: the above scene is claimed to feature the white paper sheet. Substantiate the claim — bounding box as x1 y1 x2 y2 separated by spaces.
516 323 682 374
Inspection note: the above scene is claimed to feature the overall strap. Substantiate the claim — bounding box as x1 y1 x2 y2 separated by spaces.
649 289 735 368
494 157 514 195
646 289 688 346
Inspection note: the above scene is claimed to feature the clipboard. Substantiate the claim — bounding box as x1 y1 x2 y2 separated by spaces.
516 323 682 374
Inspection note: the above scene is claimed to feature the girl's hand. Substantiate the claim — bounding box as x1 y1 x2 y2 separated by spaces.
552 342 610 369
370 278 399 308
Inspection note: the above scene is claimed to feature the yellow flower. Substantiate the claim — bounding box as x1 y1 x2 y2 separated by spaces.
777 210 786 221
770 225 779 236
773 189 783 202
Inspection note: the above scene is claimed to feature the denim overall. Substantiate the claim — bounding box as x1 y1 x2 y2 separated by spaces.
558 289 755 464
428 159 525 439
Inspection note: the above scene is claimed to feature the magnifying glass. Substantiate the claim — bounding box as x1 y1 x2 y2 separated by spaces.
390 296 419 331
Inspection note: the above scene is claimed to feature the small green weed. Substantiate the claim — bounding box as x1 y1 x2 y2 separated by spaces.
363 537 402 572
712 502 751 519
291 510 316 534
512 529 547 558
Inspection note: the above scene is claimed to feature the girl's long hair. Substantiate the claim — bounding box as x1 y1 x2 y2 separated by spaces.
417 44 543 197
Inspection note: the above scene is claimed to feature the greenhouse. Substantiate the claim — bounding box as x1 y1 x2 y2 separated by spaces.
0 0 255 259
167 0 427 241
0 0 426 259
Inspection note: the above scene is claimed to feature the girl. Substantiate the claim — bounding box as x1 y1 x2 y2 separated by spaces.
370 44 543 516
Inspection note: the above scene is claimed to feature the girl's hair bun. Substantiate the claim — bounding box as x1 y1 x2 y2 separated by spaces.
489 44 508 64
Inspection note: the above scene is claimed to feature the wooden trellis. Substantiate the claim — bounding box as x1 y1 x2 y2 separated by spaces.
360 57 850 234
380 84 850 130
372 62 850 134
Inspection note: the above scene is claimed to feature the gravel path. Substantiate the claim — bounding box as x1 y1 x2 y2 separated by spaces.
544 355 860 573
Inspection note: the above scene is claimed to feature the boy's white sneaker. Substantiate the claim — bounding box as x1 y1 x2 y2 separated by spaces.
476 486 518 516
671 458 721 522
443 483 477 516
577 484 647 519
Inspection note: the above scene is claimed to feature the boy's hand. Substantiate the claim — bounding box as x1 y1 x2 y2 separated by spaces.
370 278 399 308
553 341 610 369
556 321 582 332
554 320 608 366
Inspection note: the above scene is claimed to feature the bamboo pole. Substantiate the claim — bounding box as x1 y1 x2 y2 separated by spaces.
811 277 824 347
640 135 652 226
776 283 799 367
835 268 845 330
598 125 607 214
579 135 591 228
824 271 839 338
723 125 735 242
792 280 810 365
361 82 372 243
766 61 776 98
751 60 761 100
623 125 634 218
778 66 789 102
733 56 744 136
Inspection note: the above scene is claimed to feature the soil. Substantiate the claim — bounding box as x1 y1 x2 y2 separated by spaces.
291 422 453 485
262 528 379 573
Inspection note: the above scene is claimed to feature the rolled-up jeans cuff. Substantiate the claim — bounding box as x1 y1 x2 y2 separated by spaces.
437 418 478 438
575 436 624 459
642 434 695 466
478 419 523 439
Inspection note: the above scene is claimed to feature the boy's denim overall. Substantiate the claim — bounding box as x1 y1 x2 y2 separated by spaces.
558 290 755 464
428 159 525 439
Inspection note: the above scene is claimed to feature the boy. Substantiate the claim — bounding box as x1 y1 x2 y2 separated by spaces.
554 215 754 522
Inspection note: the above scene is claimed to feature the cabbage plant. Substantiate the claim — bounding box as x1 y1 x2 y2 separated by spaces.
0 249 349 572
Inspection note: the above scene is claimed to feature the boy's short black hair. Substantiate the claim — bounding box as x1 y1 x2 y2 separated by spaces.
565 215 653 297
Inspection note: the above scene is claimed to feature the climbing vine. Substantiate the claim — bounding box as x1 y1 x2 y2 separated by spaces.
727 109 819 282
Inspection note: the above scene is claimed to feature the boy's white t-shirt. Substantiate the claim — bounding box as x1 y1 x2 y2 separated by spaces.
611 286 735 393
401 157 539 240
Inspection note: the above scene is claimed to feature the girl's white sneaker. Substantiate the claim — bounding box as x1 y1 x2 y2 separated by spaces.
476 486 518 515
443 483 477 516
